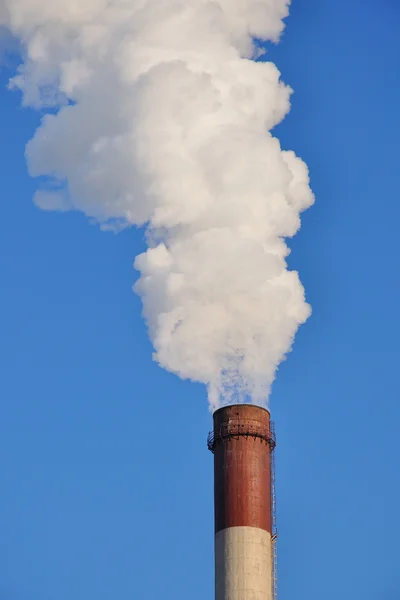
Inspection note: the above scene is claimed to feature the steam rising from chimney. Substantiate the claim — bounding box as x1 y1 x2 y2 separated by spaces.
0 0 313 409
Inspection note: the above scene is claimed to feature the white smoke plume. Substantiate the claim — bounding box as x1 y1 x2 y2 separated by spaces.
1 0 313 409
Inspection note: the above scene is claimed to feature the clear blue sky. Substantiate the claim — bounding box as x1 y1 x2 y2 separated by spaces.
1 1 400 599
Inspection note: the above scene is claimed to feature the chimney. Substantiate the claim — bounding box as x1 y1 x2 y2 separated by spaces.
208 404 277 600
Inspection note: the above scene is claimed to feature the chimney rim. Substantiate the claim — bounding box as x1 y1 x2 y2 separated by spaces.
212 403 271 417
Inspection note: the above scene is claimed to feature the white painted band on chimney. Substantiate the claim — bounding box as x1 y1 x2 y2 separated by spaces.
215 526 272 600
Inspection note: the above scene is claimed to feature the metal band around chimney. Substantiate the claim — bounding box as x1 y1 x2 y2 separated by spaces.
207 420 276 453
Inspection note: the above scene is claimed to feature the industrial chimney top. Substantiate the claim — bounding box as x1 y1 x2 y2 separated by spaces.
207 403 276 453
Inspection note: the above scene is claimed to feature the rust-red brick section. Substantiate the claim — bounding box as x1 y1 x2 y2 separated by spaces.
213 404 272 534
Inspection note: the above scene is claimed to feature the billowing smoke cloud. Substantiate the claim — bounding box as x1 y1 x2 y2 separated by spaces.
1 0 313 409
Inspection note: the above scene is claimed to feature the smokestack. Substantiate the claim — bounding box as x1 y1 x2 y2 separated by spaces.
208 404 277 600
